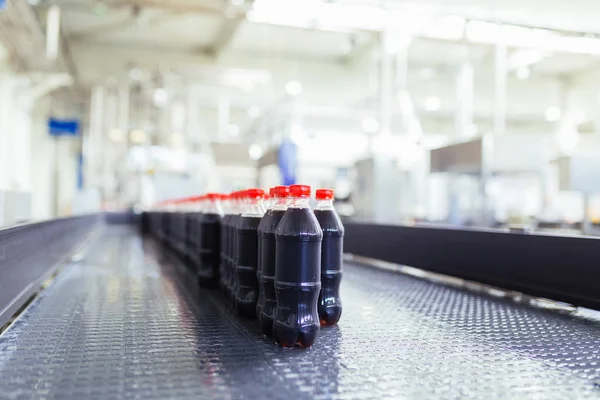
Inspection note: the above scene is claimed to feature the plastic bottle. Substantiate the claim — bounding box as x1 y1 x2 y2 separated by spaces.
274 184 323 348
219 194 231 293
190 196 205 273
229 191 242 305
256 187 276 320
198 193 223 288
314 189 344 326
235 188 266 318
258 186 289 336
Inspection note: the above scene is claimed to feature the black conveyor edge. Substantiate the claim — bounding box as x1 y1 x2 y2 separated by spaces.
0 215 99 328
2 226 600 399
345 221 600 310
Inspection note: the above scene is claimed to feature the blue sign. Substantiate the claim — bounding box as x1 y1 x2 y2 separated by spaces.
0 0 6 10
48 118 80 137
278 139 297 186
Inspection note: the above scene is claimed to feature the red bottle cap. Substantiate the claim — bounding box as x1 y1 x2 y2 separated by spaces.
290 184 311 198
315 189 334 200
245 188 264 199
274 185 290 198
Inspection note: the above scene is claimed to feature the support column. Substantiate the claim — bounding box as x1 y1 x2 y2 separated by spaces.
217 93 230 141
86 86 105 191
378 30 393 139
494 43 507 136
455 58 474 140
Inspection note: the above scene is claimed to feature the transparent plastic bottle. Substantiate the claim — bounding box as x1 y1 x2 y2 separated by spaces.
314 189 344 326
256 187 277 320
258 186 289 336
235 188 266 318
198 194 223 288
274 184 323 348
229 191 243 305
219 194 232 294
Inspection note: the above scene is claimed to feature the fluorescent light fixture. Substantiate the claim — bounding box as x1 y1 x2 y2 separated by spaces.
248 2 600 56
424 96 441 112
515 66 531 80
361 118 379 134
248 144 264 160
285 80 303 96
545 106 561 122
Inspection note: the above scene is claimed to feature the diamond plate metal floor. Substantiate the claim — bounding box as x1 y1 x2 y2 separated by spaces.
2 227 600 399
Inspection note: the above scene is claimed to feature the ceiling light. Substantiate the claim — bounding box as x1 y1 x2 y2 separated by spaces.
515 66 531 80
153 88 168 108
129 68 143 81
545 106 561 122
130 129 146 145
361 118 379 134
228 124 240 137
249 144 264 160
248 106 261 119
109 128 125 143
285 80 303 96
424 96 441 112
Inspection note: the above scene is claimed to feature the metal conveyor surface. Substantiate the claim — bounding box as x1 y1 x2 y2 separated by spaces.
1 226 600 399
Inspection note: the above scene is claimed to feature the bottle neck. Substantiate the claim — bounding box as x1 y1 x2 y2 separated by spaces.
205 200 224 215
221 200 232 215
272 197 289 211
315 199 334 210
289 197 310 209
242 199 266 217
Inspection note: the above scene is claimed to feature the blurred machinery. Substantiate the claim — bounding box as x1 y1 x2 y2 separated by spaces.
353 156 404 224
429 134 551 227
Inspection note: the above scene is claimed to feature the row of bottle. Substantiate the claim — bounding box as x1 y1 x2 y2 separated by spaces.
145 184 344 348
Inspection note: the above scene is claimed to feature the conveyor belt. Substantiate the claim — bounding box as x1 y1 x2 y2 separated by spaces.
2 226 600 399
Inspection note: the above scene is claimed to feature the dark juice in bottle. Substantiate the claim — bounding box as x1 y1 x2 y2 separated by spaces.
235 189 266 318
219 194 231 294
256 188 275 319
198 194 223 288
274 184 323 348
258 186 289 336
314 189 344 326
229 192 242 305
